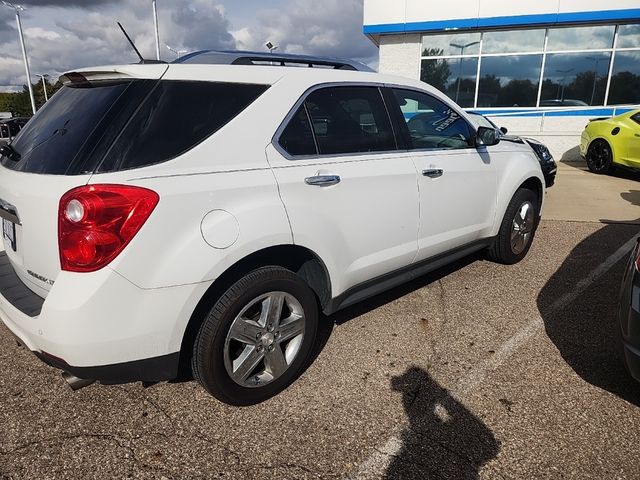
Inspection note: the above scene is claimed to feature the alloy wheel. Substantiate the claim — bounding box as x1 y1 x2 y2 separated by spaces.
510 201 535 255
223 291 305 388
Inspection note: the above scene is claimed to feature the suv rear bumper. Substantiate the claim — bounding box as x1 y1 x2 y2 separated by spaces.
0 254 209 383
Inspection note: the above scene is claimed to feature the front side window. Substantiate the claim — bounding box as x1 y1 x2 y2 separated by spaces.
303 86 396 155
391 88 472 150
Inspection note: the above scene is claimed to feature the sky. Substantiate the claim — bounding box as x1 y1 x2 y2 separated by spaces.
0 0 377 92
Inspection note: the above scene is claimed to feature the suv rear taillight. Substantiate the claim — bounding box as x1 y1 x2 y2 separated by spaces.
58 185 159 272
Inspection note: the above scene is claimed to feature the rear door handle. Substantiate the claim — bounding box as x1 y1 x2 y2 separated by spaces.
305 175 341 187
422 168 443 178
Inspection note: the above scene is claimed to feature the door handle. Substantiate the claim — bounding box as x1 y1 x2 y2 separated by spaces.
422 168 443 178
304 175 341 187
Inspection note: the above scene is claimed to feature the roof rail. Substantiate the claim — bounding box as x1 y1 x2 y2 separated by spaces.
172 50 374 72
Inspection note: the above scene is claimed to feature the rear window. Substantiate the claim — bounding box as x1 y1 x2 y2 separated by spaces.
1 80 269 175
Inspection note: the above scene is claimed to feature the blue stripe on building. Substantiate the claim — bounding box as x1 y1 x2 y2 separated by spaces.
363 8 640 35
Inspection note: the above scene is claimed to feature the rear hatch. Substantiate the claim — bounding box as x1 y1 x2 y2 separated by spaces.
0 65 168 298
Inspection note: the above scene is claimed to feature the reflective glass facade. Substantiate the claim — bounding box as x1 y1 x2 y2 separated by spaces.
420 24 640 108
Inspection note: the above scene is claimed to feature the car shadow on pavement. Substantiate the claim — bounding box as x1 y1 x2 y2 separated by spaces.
310 254 482 367
537 215 640 406
384 366 499 480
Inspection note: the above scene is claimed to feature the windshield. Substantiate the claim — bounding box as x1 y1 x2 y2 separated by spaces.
1 81 132 175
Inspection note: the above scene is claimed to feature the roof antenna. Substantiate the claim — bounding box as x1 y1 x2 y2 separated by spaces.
117 22 165 65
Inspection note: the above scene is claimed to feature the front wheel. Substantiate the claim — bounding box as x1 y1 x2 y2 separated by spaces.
192 266 318 406
487 188 539 265
586 139 615 174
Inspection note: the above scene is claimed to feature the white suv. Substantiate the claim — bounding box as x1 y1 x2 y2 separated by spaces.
0 51 544 405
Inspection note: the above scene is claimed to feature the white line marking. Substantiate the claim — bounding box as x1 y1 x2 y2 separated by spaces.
349 235 638 480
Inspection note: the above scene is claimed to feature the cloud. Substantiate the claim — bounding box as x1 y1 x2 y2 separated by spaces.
232 0 376 64
0 0 238 88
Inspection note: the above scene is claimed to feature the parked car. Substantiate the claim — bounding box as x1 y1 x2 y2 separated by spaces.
467 112 557 187
540 99 588 107
0 117 28 145
580 109 640 174
0 51 545 405
618 238 640 383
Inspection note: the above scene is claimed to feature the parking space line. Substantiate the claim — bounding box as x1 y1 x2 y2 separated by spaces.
349 235 638 480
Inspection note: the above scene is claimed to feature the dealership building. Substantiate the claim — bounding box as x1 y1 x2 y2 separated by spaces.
363 1 640 143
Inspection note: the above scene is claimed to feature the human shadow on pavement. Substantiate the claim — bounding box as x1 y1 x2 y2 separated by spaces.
385 367 499 480
537 214 640 406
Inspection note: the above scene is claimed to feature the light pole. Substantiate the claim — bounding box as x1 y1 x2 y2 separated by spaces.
586 56 601 106
449 41 479 104
35 73 49 102
166 44 187 59
2 1 36 115
555 68 574 101
152 0 160 60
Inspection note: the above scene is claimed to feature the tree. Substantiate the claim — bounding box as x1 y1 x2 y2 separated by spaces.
0 79 63 117
420 48 451 92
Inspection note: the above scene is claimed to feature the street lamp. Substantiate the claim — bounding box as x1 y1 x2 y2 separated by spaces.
152 0 160 60
2 1 36 115
34 73 49 102
166 44 187 59
265 41 278 54
586 56 601 106
555 68 574 101
449 41 479 104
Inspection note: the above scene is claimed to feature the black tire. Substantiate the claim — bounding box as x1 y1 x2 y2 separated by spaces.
487 188 539 265
586 139 615 174
192 266 318 406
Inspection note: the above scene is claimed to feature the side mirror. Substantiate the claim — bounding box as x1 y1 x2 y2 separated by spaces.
500 126 508 135
476 126 500 147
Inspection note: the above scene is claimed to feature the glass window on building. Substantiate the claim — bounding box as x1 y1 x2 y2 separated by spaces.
482 29 545 54
547 25 615 51
422 32 481 57
617 24 640 49
540 52 611 106
608 51 640 105
421 57 478 107
477 55 543 107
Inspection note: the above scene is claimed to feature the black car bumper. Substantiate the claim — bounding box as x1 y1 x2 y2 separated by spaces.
34 350 180 384
618 239 640 381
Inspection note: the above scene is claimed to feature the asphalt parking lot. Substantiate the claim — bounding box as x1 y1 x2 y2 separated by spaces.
1 157 640 480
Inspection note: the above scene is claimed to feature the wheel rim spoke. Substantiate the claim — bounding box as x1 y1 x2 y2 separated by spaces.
264 344 288 378
228 318 262 345
259 293 285 329
278 313 305 343
232 345 264 383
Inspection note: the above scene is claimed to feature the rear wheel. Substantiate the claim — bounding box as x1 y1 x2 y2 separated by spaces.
487 188 539 265
586 139 615 174
192 266 318 406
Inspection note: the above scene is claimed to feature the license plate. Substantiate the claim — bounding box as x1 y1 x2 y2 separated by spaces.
3 218 16 251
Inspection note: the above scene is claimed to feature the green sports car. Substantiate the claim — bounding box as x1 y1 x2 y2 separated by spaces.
580 109 640 174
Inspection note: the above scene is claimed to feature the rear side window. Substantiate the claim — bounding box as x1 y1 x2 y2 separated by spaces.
1 80 268 175
302 86 395 156
632 112 640 125
99 81 269 172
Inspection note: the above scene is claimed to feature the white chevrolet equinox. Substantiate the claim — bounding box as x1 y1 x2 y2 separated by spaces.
0 51 544 405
